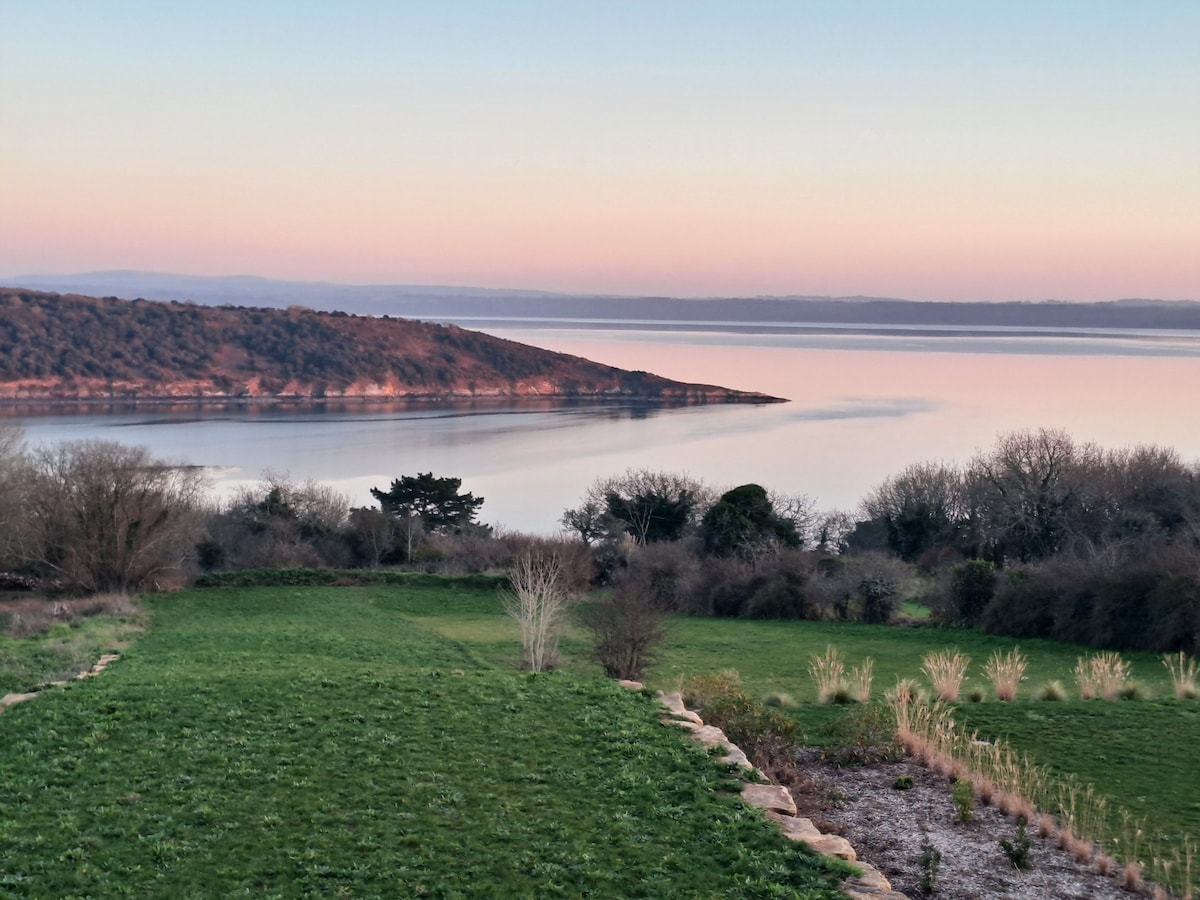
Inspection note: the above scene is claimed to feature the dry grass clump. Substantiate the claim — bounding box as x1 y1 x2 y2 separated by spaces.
1075 651 1131 701
0 593 140 639
1164 651 1199 700
848 658 874 704
762 691 794 708
983 647 1026 701
808 646 845 704
922 649 970 701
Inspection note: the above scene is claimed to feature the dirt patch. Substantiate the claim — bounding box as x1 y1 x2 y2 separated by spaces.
786 753 1148 899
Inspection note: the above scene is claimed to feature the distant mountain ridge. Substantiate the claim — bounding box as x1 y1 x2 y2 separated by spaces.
8 271 1199 331
0 288 778 404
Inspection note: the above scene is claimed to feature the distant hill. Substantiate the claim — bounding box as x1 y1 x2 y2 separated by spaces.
0 289 779 404
7 270 1199 330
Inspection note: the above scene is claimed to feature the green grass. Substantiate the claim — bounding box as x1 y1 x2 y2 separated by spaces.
652 616 1174 705
0 615 145 695
0 586 848 899
6 583 1195 896
955 700 1200 862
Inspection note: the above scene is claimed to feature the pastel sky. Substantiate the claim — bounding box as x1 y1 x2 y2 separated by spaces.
3 2 1197 301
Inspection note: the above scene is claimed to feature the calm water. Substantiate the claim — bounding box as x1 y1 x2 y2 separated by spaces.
6 323 1200 534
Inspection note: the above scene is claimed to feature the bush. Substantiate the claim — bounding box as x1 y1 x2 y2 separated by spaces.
680 671 805 778
949 559 995 626
952 778 974 823
579 584 667 681
818 703 903 767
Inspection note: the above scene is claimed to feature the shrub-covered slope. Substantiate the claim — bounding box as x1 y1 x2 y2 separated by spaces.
0 289 779 403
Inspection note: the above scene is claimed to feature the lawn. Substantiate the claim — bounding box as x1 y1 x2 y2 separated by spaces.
3 581 1196 897
0 585 848 899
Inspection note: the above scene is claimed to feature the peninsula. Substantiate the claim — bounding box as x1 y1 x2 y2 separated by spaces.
0 289 782 405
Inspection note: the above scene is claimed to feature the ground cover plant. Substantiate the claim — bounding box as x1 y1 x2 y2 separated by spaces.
0 584 849 898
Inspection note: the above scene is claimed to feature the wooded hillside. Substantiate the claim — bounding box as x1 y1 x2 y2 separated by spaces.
0 289 777 403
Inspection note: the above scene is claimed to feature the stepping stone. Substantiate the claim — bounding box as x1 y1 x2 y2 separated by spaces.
618 679 643 689
1 692 38 707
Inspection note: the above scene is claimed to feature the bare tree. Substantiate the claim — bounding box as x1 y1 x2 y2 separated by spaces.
574 468 709 545
860 461 965 561
22 440 209 592
0 423 29 568
966 428 1101 562
503 546 575 671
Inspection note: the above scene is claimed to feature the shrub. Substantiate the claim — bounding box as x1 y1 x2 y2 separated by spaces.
579 584 667 681
984 647 1027 702
680 671 805 778
893 775 915 790
818 703 903 767
1000 823 1033 871
951 778 974 823
919 835 942 896
1038 680 1066 701
922 649 970 702
949 559 995 626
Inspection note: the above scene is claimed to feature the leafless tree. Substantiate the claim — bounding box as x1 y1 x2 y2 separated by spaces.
860 461 965 560
966 428 1101 563
574 468 710 545
503 546 576 671
21 440 209 592
0 423 29 567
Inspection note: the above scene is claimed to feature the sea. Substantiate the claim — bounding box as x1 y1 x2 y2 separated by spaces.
5 321 1200 534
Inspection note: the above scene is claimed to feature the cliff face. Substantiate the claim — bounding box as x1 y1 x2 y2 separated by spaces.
0 289 783 404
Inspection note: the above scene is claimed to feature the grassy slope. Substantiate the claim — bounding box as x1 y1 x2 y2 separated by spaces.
411 597 1198 886
0 586 846 899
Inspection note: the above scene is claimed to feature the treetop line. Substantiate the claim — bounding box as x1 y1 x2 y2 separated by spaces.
1 424 1197 656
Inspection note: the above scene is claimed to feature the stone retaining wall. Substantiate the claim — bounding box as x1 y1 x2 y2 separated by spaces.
621 681 908 900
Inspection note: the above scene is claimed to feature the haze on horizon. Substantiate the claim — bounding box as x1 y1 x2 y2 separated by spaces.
2 3 1198 304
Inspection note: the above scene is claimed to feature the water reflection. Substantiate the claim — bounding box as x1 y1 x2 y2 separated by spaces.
4 327 1200 534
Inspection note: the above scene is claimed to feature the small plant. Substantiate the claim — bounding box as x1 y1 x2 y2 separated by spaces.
952 777 974 823
1120 680 1149 701
919 835 942 895
893 775 915 790
1000 822 1033 871
809 645 846 705
967 687 985 703
1163 651 1199 700
1038 680 1065 701
984 647 1027 701
762 691 794 708
922 649 970 702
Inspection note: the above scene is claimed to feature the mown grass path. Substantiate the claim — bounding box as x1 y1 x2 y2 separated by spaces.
0 585 847 899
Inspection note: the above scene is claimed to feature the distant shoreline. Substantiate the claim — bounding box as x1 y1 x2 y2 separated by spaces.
0 392 786 416
433 317 1200 342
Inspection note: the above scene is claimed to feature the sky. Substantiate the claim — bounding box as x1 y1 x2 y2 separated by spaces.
2 2 1198 302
